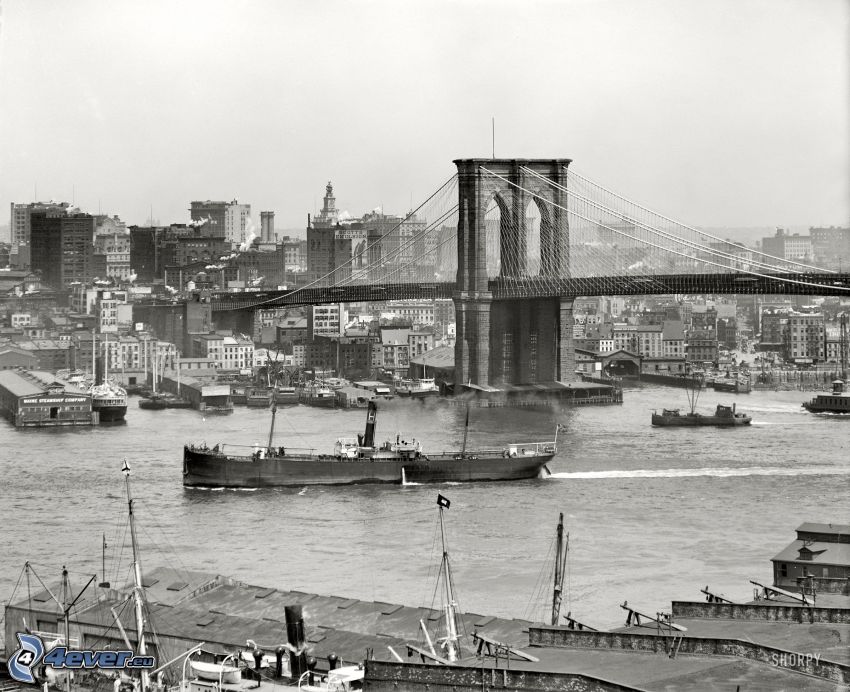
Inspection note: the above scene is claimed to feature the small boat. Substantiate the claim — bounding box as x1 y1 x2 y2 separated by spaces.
139 393 168 410
274 385 299 404
246 386 274 407
652 404 752 427
652 376 751 426
802 380 850 414
183 402 557 488
189 660 242 685
710 376 751 394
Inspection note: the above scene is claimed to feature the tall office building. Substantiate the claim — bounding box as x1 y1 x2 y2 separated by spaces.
189 200 227 238
189 199 252 246
225 202 252 246
30 211 96 288
10 202 73 246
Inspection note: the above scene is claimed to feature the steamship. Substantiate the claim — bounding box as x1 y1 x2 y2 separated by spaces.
183 401 557 487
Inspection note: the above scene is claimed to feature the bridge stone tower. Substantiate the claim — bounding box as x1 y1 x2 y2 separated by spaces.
453 158 575 390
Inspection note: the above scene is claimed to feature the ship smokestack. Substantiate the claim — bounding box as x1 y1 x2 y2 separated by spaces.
284 605 308 680
362 400 378 448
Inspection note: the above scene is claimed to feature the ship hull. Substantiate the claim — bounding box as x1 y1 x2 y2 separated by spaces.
651 414 751 427
802 403 850 414
710 381 751 393
93 404 127 422
182 447 553 487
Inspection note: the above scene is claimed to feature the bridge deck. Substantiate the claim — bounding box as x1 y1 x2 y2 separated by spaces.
209 273 850 310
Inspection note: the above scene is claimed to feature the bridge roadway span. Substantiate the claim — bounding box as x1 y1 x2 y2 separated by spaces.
210 272 850 311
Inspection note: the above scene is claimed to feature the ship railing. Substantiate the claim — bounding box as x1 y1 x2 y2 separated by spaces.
440 441 556 458
186 442 317 456
505 441 557 456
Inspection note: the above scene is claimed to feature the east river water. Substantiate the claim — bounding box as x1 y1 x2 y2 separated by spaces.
1 384 847 645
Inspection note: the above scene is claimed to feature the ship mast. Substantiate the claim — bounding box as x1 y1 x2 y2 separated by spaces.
122 460 149 692
437 495 460 662
551 512 569 626
460 405 469 457
267 404 277 450
151 342 157 395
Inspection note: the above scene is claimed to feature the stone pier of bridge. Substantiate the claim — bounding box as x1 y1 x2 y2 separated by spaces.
452 158 576 390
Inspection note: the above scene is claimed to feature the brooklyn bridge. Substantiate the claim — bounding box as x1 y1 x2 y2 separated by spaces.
209 159 849 390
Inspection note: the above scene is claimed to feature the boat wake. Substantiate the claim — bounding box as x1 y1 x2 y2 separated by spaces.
185 486 258 492
548 466 849 479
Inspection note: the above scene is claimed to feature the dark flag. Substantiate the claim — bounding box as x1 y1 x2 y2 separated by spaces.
437 494 451 509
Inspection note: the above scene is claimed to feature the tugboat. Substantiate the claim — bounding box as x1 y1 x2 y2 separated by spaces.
802 379 850 414
183 401 558 487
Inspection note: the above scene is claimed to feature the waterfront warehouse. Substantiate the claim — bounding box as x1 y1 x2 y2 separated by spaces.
0 369 96 427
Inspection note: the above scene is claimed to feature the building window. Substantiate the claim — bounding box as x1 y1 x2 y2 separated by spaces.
780 563 788 578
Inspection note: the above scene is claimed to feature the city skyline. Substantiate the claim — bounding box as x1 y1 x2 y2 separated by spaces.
0 0 847 236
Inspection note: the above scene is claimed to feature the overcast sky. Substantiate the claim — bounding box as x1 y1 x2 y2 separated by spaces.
0 0 847 235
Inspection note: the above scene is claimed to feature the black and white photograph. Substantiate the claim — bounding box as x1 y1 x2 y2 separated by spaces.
0 1 848 689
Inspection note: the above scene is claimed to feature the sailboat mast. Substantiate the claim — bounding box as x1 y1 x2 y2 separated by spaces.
91 330 96 381
438 500 459 662
551 513 568 626
104 333 108 383
123 461 149 692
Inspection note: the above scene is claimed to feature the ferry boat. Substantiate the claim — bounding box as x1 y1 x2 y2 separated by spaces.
802 379 850 414
395 377 440 398
298 381 336 408
183 401 557 487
